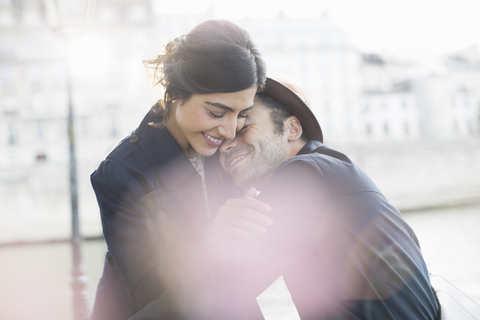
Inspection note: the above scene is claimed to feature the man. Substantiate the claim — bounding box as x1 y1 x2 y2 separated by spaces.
130 78 440 319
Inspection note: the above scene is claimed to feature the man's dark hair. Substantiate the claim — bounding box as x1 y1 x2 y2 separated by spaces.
256 92 308 141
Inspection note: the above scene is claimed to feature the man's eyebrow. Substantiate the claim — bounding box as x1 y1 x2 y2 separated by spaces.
205 101 255 112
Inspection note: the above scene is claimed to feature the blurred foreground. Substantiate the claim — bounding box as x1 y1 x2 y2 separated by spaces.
0 205 479 320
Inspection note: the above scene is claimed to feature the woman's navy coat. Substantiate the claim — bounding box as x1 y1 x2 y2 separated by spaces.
89 110 235 319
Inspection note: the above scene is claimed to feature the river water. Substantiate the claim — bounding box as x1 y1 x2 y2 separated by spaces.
1 205 479 320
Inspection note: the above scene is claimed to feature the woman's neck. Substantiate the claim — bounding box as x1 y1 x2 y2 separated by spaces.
165 113 198 159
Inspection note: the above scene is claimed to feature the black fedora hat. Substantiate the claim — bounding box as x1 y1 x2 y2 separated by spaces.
263 77 323 143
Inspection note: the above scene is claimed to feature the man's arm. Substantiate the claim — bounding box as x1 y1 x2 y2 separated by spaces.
323 191 439 319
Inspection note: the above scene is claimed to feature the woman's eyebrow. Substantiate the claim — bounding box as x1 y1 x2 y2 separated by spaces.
242 104 255 112
205 101 254 112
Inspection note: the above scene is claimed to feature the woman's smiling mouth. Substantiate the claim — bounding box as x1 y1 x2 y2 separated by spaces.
203 132 224 146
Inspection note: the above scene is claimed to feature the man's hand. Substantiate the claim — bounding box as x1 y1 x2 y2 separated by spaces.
205 188 273 261
208 188 273 238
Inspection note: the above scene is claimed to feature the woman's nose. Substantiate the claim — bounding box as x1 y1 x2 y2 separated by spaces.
219 137 238 153
218 117 237 140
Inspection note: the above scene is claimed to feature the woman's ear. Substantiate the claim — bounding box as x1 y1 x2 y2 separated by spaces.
286 116 303 141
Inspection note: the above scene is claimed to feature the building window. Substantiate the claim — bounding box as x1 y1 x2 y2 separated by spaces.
404 122 409 136
1 65 14 88
110 118 117 138
36 154 47 163
453 120 459 134
26 34 40 55
27 64 42 91
366 123 372 136
8 124 16 145
36 121 43 139
0 38 14 59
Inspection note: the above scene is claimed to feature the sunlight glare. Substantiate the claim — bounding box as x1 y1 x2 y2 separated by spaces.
68 35 110 77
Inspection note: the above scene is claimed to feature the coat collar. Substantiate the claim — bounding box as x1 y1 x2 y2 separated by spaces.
135 110 222 191
136 111 195 191
297 140 323 156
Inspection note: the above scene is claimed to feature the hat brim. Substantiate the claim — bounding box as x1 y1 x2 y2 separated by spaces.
263 78 323 143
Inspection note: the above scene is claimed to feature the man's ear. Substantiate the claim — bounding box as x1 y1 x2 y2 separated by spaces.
286 116 303 141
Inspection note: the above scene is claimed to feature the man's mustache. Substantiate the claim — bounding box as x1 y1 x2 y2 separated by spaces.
219 146 253 185
221 146 253 170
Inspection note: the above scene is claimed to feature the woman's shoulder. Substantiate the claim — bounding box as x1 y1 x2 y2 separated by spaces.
105 131 142 162
93 125 197 192
91 157 133 188
90 128 162 190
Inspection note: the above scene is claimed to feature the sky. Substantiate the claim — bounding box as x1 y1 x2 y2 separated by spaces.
155 0 480 58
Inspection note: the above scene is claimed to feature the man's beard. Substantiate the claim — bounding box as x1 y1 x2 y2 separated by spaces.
231 134 287 190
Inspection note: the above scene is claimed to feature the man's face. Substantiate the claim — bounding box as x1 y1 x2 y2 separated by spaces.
219 100 289 190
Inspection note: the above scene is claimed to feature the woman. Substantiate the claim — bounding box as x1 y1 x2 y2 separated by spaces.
90 20 266 320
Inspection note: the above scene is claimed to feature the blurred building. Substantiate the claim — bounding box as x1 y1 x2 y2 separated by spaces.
0 0 160 243
360 55 422 141
232 14 480 144
1 2 480 243
237 12 363 144
359 47 480 142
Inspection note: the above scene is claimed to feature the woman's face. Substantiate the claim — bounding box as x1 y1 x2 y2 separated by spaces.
167 86 257 158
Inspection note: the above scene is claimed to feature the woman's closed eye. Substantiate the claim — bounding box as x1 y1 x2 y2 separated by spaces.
238 112 249 119
208 110 224 118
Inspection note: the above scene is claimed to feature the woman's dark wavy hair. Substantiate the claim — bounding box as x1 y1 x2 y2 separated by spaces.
144 20 266 125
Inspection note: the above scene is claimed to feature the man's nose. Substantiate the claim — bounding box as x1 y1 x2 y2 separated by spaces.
218 117 237 141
